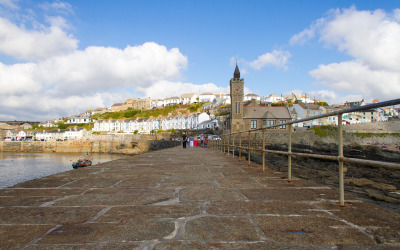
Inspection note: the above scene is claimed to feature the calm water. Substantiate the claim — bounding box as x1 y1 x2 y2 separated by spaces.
0 152 123 189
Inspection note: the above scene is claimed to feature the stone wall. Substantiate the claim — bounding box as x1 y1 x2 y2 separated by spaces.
342 119 400 133
213 129 400 147
0 136 180 154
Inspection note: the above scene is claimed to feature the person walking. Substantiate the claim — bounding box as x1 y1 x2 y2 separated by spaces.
182 134 187 149
203 136 208 148
189 135 194 148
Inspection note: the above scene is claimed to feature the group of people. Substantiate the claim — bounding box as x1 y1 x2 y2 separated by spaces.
182 134 208 149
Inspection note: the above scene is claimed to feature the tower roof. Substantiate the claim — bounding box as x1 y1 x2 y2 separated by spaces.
234 63 240 79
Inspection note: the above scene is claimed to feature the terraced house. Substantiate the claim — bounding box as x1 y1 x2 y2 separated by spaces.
92 112 211 134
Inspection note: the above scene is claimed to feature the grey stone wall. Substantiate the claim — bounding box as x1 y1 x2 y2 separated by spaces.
342 119 400 133
0 137 180 154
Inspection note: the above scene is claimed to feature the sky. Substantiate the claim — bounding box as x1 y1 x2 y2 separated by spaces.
0 0 400 121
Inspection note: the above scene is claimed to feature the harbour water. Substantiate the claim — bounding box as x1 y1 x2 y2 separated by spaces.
0 152 123 189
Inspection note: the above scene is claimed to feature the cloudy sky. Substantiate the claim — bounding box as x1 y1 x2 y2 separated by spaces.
0 0 399 121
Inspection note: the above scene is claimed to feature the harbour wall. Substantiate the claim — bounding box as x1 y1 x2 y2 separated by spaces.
0 135 180 154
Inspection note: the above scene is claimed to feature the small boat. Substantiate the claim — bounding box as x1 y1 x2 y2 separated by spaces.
72 159 92 169
72 153 93 169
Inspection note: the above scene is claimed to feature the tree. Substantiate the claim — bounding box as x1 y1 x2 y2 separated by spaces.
317 101 329 106
58 122 68 129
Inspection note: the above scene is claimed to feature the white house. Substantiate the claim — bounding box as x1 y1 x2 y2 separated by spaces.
263 94 283 103
151 99 164 108
197 119 219 130
64 128 87 140
164 97 180 106
297 95 314 104
214 94 231 105
39 121 56 127
67 114 92 124
181 93 198 104
244 93 261 102
198 92 215 102
291 103 324 127
35 129 66 141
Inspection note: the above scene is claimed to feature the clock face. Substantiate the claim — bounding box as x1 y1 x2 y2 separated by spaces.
235 86 241 92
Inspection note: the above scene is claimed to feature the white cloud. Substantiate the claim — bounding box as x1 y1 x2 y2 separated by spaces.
0 42 189 120
36 43 188 95
0 17 78 60
0 62 40 95
248 50 291 70
0 0 18 9
310 61 400 100
0 42 187 95
39 1 74 15
320 7 400 72
394 9 400 22
0 92 121 121
0 2 191 120
294 7 400 102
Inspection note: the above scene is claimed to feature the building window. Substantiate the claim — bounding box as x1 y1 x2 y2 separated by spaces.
262 120 266 127
266 120 275 129
251 120 257 129
279 120 286 129
236 102 240 113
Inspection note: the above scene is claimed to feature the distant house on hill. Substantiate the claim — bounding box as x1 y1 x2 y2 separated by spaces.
67 114 92 124
344 99 365 108
110 103 125 112
21 123 32 130
244 93 261 102
199 92 215 102
164 97 180 106
181 93 198 104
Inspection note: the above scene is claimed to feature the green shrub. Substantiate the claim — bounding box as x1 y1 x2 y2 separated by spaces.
310 125 338 137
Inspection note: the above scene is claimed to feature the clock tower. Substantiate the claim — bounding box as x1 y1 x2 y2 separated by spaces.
230 64 245 132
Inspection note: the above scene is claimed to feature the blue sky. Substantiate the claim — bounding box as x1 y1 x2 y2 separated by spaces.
0 0 399 121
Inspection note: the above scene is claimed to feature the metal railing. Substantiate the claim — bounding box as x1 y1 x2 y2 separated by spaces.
210 98 400 206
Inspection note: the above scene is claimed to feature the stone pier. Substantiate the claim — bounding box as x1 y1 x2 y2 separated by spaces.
1 146 399 249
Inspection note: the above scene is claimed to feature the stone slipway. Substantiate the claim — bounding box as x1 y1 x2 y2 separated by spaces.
1 146 399 249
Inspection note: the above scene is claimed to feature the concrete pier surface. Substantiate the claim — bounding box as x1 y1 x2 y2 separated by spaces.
1 146 399 249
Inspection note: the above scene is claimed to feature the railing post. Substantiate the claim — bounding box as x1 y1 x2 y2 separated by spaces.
338 114 345 206
239 132 242 162
224 135 227 154
262 128 265 172
221 135 225 153
232 134 235 158
248 131 251 166
227 134 230 156
288 124 292 182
